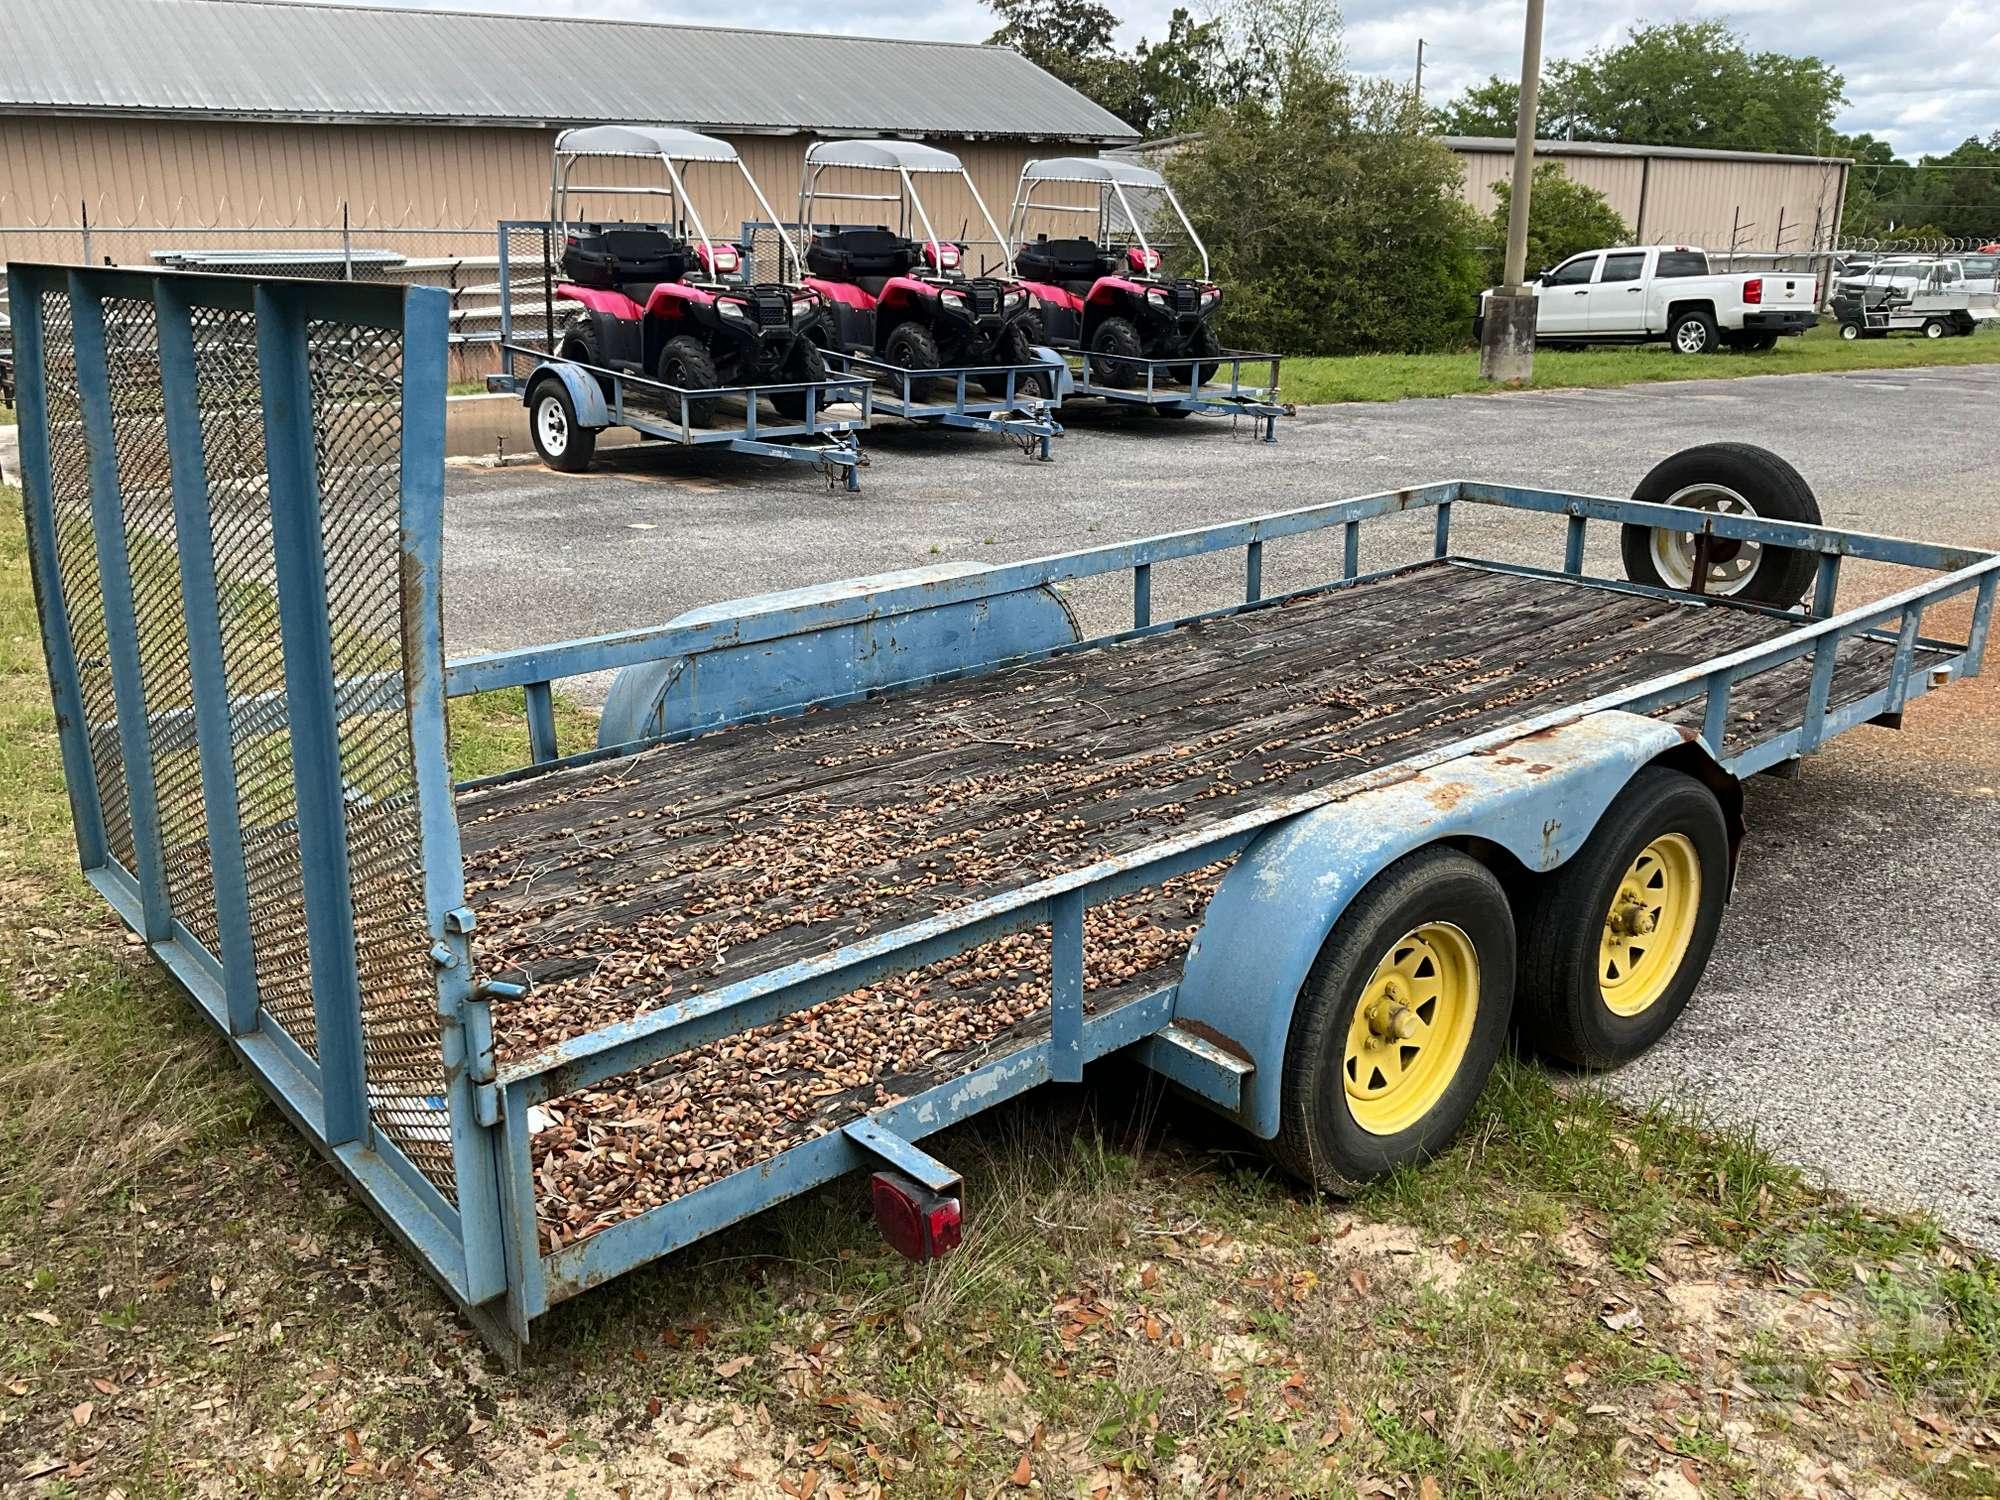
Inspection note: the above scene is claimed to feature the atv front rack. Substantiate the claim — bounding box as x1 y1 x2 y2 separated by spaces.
828 349 1065 459
1067 349 1293 441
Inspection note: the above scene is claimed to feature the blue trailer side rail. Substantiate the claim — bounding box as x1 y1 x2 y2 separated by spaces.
490 220 871 489
12 261 1997 1363
826 347 1066 458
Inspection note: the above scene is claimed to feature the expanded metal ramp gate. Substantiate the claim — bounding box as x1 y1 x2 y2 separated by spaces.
8 265 510 1336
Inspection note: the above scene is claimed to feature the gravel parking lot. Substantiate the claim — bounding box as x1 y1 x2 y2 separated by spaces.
446 362 2000 1249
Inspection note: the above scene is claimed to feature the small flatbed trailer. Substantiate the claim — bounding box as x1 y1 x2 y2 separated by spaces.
11 263 1996 1364
824 347 1065 459
1062 346 1293 438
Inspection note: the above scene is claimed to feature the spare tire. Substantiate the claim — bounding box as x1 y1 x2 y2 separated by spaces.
1619 443 1822 608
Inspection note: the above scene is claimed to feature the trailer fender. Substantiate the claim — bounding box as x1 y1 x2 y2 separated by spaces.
522 360 610 430
1171 711 1717 1138
1031 345 1076 398
597 564 1081 747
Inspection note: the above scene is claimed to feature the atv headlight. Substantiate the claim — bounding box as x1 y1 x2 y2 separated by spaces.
1146 288 1168 306
1200 288 1219 307
940 291 966 311
717 299 747 319
791 296 817 321
1004 289 1023 308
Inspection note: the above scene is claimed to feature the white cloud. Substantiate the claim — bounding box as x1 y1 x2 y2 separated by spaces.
316 0 1995 158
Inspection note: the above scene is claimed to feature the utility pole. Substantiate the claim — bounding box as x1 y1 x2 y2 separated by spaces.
1479 0 1547 383
1413 39 1426 108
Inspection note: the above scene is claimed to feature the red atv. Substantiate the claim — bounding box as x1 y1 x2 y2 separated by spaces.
797 140 1042 395
547 126 834 430
1007 157 1223 391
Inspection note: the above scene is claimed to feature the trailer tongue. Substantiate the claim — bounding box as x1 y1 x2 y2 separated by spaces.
10 261 1994 1362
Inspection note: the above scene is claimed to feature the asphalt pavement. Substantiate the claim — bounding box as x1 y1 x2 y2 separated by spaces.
445 361 2000 1249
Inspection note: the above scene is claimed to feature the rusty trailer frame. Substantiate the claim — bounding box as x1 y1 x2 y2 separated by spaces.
11 263 1997 1362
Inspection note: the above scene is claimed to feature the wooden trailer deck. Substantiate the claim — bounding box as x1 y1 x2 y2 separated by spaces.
456 562 1923 1249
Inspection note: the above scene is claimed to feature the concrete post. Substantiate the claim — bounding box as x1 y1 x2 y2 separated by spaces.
1479 0 1547 385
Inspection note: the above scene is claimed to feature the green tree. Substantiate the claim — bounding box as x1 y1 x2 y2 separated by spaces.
1435 21 1845 156
985 0 1146 128
1485 163 1631 283
1134 8 1256 135
1168 0 1486 355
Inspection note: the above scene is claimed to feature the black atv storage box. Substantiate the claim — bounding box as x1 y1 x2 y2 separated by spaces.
1016 237 1112 284
561 227 692 290
807 228 916 280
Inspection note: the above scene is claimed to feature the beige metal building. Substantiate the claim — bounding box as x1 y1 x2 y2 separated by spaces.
0 0 1137 268
1445 137 1851 257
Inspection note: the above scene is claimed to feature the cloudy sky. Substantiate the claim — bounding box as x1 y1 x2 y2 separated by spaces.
341 0 1994 160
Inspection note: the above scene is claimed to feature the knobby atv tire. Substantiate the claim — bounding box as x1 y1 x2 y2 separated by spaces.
1270 848 1516 1195
1619 442 1823 608
556 313 615 397
1089 315 1145 388
771 339 828 420
1515 768 1729 1069
882 320 945 400
527 378 596 474
1166 321 1224 390
981 323 1047 400
657 335 720 427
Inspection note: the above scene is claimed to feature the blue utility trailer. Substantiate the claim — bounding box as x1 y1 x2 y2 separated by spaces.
11 264 1996 1364
491 221 872 488
824 347 1066 459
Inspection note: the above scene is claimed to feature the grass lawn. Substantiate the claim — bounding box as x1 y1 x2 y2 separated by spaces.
3 483 1999 1496
1281 323 2000 405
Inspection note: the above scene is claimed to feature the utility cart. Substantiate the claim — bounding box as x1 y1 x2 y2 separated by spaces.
490 127 871 488
1834 257 1998 341
11 263 1996 1364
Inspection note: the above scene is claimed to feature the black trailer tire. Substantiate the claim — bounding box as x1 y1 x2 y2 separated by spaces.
1516 768 1729 1069
527 378 597 473
1669 309 1719 354
770 339 828 420
1619 442 1823 607
1269 848 1516 1195
657 335 721 427
1088 315 1145 388
1151 403 1195 418
882 320 944 399
1922 318 1949 340
1839 320 1863 341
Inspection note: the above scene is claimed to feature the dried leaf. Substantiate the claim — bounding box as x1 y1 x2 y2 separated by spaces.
716 1356 753 1379
1008 1453 1034 1487
71 1402 94 1429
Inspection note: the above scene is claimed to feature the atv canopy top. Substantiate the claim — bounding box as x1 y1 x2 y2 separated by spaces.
551 124 804 281
799 139 1014 277
1007 156 1209 280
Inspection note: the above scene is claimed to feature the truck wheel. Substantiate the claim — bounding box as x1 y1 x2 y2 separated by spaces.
1270 848 1516 1194
1670 310 1718 354
1619 443 1822 607
1922 318 1949 340
657 335 720 427
528 378 596 473
1088 316 1145 388
1516 769 1728 1068
770 340 827 420
882 321 944 399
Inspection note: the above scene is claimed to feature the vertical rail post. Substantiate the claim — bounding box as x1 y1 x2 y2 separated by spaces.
255 283 370 1148
399 284 508 1302
1964 575 1996 678
1342 520 1360 580
1700 669 1733 753
1810 552 1842 619
495 223 513 383
1049 890 1085 1083
524 681 560 764
1133 562 1152 629
154 281 261 1033
1887 603 1924 713
1432 501 1453 559
1802 631 1840 748
69 273 174 943
1245 538 1263 603
1563 512 1587 575
8 268 109 872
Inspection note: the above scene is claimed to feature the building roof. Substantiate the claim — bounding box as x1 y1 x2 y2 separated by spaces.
0 0 1140 142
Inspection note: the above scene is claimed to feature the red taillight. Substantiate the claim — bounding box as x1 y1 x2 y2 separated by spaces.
1743 278 1762 304
870 1171 962 1261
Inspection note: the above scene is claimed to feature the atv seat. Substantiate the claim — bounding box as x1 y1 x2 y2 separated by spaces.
807 227 916 283
1016 237 1113 285
561 226 693 296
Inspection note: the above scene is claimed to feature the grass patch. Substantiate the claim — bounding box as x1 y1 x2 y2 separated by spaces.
2 483 1998 1495
1281 322 2000 405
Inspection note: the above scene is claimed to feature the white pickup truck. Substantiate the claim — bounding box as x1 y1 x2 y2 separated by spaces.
1476 245 1818 354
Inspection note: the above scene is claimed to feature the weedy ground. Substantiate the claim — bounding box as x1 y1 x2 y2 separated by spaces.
2 489 1997 1499
1280 324 2000 405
